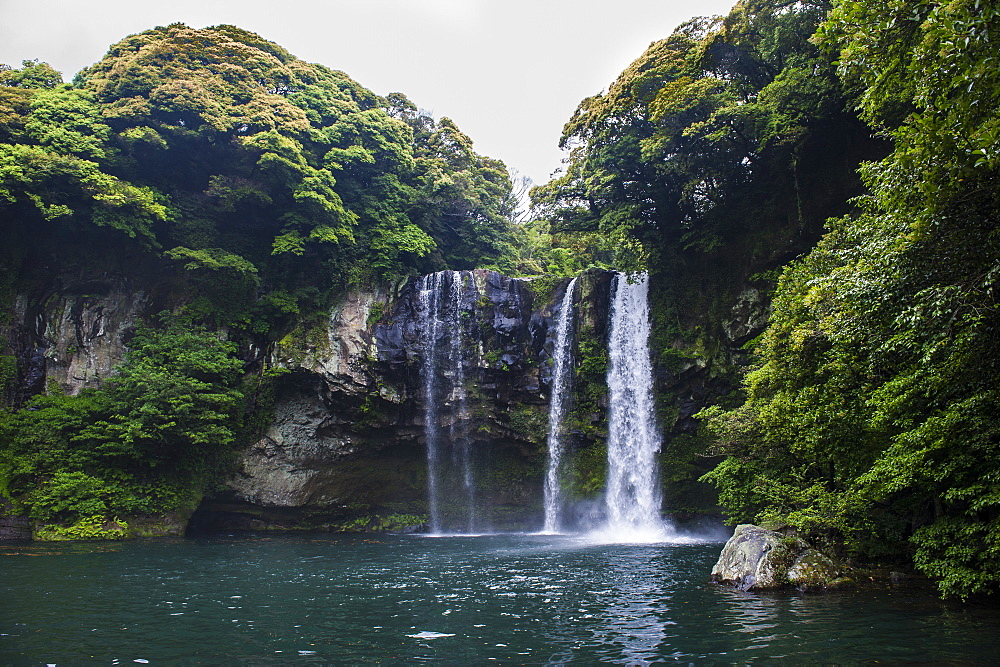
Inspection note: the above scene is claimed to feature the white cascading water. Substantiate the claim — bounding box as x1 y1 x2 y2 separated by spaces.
600 272 667 541
447 271 477 533
418 270 478 535
418 273 444 534
542 277 578 534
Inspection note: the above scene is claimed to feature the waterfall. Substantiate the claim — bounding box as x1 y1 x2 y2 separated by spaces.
418 273 443 534
418 270 478 534
447 271 476 532
602 272 666 541
542 277 578 533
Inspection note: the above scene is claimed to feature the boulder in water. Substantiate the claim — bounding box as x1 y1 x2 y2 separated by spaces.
710 524 797 590
711 524 852 592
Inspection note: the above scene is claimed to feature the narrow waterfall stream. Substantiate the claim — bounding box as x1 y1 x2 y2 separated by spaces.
418 270 478 534
417 273 444 533
602 272 667 540
446 270 477 532
542 277 578 533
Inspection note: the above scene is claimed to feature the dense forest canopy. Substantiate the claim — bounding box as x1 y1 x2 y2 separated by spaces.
1 24 522 333
531 0 874 267
532 0 999 598
535 0 1000 596
700 0 1000 598
2 0 999 599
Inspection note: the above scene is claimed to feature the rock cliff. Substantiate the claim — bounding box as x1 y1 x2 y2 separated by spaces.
191 270 613 533
2 260 754 537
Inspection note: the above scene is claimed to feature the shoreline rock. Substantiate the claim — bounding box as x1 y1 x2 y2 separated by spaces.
711 524 853 592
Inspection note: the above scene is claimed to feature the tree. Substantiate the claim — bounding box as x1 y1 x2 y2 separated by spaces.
0 64 167 240
533 1 871 269
703 0 1000 597
0 60 63 89
0 318 246 537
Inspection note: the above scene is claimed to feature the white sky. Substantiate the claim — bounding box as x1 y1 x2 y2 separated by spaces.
0 0 737 186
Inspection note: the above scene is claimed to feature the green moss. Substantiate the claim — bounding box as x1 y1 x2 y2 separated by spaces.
331 513 426 533
507 404 548 447
564 443 607 498
477 449 543 500
566 337 608 440
276 316 332 364
34 515 129 541
366 300 386 328
352 389 389 430
239 366 288 442
520 274 567 310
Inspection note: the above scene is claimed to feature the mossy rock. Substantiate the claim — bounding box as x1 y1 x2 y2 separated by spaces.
712 524 851 593
711 524 796 590
787 549 847 592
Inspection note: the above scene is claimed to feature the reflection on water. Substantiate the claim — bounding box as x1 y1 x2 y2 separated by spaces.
590 547 668 664
2 533 1000 663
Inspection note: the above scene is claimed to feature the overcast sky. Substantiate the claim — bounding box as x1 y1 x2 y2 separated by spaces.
0 0 737 186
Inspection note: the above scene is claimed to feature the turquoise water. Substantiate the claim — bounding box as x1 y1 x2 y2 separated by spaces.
2 533 999 663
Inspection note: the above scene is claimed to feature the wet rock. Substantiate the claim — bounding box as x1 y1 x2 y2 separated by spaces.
711 524 797 590
6 264 617 535
712 524 851 592
229 389 355 508
274 287 385 394
205 269 594 532
0 500 31 540
10 275 147 398
787 549 843 591
889 570 908 585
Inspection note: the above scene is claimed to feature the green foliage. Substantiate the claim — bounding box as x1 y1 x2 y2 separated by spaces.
503 218 609 276
366 300 386 328
82 318 245 469
567 337 608 442
520 274 566 309
386 103 518 272
0 140 166 238
0 60 63 90
0 317 246 536
703 0 1000 597
2 25 518 346
565 443 608 498
34 514 129 541
507 405 548 447
0 355 15 392
0 64 168 240
533 0 865 271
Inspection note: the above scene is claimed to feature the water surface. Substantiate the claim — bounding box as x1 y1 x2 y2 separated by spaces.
2 533 999 663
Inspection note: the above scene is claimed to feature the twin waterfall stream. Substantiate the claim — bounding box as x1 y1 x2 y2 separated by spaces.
418 270 667 540
541 276 578 534
418 271 478 535
602 273 667 540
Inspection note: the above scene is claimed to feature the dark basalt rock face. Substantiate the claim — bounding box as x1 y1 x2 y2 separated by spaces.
2 261 754 537
0 257 774 537
0 500 30 540
7 274 150 402
2 261 612 536
193 270 610 534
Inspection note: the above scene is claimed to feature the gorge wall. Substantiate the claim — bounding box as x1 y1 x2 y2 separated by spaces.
2 258 769 537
